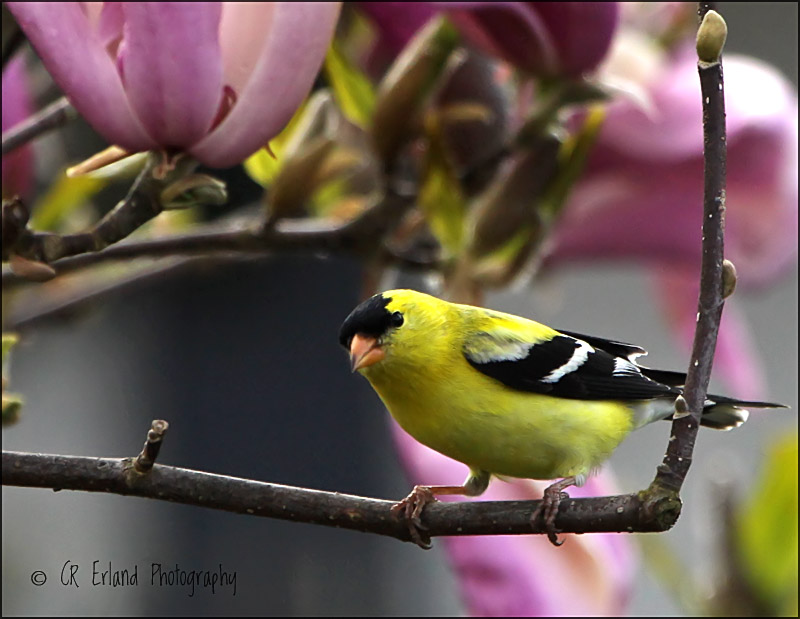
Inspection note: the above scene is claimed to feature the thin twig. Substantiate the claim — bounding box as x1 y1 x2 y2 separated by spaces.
133 419 169 473
2 450 678 543
2 188 419 290
4 255 219 331
1 97 76 155
652 6 728 493
3 248 438 332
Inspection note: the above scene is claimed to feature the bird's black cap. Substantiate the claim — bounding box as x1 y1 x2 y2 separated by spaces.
339 294 393 349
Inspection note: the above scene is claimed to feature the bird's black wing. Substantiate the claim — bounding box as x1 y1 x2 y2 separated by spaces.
557 328 689 387
463 329 680 401
556 329 647 361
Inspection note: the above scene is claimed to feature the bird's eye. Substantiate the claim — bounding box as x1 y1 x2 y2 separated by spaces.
390 311 404 327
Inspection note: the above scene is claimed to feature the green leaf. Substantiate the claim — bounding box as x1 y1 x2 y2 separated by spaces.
324 41 375 128
539 104 606 221
2 393 23 426
243 99 310 188
31 173 107 231
736 435 798 616
2 333 18 364
2 333 21 425
32 153 147 231
243 146 281 189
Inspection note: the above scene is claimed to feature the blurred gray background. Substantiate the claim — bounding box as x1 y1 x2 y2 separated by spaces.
3 2 797 616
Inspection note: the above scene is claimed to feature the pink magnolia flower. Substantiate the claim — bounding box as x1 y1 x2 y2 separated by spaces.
359 2 619 77
392 423 636 616
547 46 798 398
7 2 341 168
2 57 34 199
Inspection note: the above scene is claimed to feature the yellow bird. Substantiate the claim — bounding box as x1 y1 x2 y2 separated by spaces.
339 289 785 546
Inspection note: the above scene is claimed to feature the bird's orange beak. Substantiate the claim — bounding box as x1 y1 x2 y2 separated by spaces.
349 334 385 372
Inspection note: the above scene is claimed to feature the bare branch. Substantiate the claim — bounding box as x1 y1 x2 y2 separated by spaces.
3 449 678 544
1 97 77 155
653 7 728 493
3 186 419 290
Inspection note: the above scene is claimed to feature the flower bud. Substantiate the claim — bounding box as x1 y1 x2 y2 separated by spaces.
371 16 460 165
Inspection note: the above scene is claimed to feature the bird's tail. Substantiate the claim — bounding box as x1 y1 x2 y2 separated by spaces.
699 395 787 430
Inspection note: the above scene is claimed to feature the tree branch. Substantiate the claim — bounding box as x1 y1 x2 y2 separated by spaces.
2 449 678 544
4 153 201 270
1 97 77 155
2 186 421 290
652 7 728 493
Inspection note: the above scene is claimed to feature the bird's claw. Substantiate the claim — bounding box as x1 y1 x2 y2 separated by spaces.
531 486 569 546
392 485 436 549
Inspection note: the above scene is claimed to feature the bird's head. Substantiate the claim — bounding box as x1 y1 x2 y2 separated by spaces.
338 289 451 376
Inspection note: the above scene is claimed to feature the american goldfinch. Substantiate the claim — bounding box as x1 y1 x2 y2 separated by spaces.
339 289 785 546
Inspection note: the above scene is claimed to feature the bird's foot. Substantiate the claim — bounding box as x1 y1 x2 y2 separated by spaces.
392 485 436 549
531 478 575 546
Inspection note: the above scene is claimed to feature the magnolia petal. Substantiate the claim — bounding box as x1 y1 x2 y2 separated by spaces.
447 3 560 76
724 118 798 285
120 3 224 147
361 2 617 77
391 422 636 616
218 3 278 96
95 2 125 49
550 49 798 288
1 58 34 199
547 154 704 270
6 2 156 151
445 2 617 76
357 1 435 56
601 49 799 162
549 135 797 288
532 2 619 76
191 3 341 168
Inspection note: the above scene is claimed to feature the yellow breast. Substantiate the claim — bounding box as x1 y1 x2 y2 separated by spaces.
364 350 634 480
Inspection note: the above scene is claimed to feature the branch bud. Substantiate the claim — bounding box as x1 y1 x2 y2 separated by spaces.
8 253 56 281
673 395 690 419
696 10 727 64
160 174 228 209
721 259 737 299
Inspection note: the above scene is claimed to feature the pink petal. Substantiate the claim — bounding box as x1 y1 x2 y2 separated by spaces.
6 2 156 151
548 51 798 288
217 3 277 97
191 3 341 168
724 116 798 285
357 2 436 55
601 48 799 162
1 57 34 199
360 2 617 77
448 2 618 76
600 46 702 160
547 151 704 270
95 2 125 49
447 3 560 76
533 2 619 76
391 422 636 616
120 3 224 147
